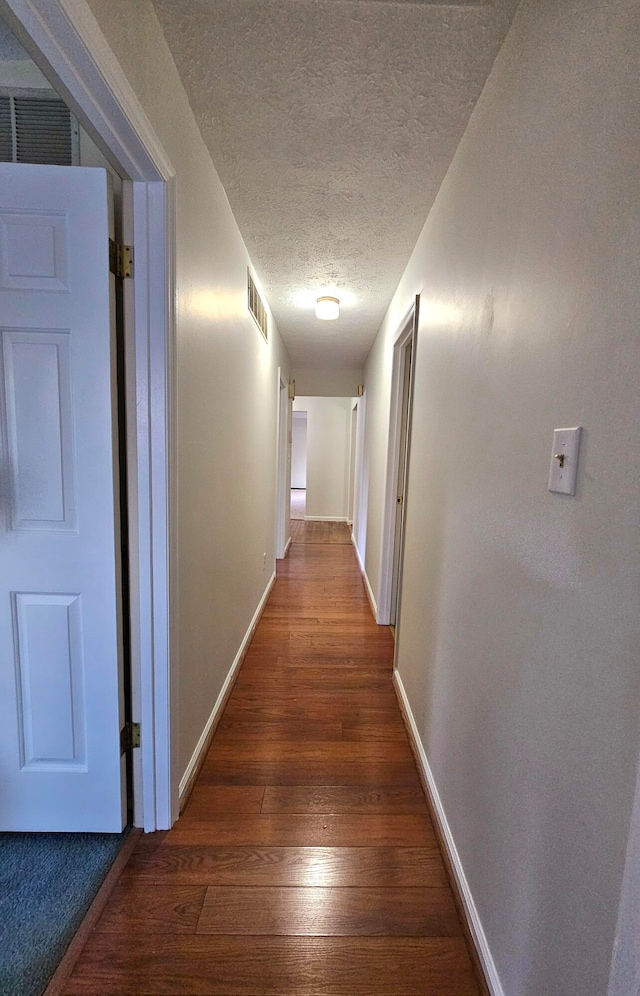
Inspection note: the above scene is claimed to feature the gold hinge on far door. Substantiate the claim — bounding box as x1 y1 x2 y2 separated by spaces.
120 721 141 754
109 239 134 279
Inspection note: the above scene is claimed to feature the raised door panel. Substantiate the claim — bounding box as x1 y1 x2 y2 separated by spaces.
0 210 69 291
1 328 76 531
13 592 86 770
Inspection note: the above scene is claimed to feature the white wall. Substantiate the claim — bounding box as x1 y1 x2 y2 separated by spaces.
362 2 640 994
293 396 354 520
290 412 307 489
85 0 291 785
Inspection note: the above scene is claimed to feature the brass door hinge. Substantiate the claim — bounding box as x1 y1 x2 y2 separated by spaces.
109 239 134 279
120 721 141 754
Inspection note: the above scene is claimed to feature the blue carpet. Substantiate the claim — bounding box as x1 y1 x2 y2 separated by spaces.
0 830 128 996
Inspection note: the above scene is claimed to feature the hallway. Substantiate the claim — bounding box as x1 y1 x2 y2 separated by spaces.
62 529 479 994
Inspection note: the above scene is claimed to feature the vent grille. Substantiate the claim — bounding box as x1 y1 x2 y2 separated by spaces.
247 269 268 342
0 95 75 165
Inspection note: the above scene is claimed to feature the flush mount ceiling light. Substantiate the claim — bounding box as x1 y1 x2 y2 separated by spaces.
316 296 340 320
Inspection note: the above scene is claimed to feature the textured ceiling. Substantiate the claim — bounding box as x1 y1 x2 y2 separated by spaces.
151 0 519 369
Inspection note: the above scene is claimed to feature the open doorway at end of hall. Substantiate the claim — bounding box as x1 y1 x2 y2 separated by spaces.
291 409 307 519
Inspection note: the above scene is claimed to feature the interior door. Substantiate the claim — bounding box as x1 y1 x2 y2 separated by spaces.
0 163 125 831
390 337 414 627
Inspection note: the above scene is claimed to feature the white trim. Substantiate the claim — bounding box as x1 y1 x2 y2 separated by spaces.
352 534 378 619
136 177 177 830
304 515 349 522
121 179 145 829
275 370 290 560
377 298 418 625
178 572 276 801
0 0 177 831
393 669 504 996
351 389 367 572
283 535 292 558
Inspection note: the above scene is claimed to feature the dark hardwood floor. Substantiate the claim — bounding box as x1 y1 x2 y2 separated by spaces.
289 518 352 544
62 523 479 994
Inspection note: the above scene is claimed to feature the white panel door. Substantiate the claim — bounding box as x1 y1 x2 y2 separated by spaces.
0 163 125 831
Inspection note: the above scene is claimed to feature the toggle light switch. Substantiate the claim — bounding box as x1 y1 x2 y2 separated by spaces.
548 427 582 495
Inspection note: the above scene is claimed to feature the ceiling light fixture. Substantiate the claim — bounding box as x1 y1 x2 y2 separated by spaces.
316 296 340 321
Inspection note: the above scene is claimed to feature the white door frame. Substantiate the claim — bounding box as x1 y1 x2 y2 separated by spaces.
376 296 419 626
275 369 290 559
0 0 177 830
351 388 367 570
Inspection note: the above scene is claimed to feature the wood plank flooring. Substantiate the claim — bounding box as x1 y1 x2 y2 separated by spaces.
290 518 352 543
63 522 479 995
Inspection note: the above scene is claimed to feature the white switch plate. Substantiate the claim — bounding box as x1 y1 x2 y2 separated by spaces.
548 427 582 495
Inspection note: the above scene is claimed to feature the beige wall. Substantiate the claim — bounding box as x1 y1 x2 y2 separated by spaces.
292 367 362 398
362 1 640 993
85 0 291 783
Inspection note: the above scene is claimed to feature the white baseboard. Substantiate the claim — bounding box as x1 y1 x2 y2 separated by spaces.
304 515 349 522
178 571 276 802
351 534 378 619
393 669 504 996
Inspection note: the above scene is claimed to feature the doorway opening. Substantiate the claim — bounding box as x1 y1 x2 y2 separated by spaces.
291 409 308 520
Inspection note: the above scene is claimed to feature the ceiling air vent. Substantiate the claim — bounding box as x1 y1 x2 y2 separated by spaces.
247 269 268 342
0 94 77 165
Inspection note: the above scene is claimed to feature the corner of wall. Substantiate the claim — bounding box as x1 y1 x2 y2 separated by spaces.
393 669 504 996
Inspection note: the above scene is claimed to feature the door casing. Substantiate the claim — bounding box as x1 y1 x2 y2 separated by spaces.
275 370 290 560
377 296 420 627
389 335 414 628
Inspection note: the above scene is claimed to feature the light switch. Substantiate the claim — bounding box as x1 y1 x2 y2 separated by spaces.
548 427 582 496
